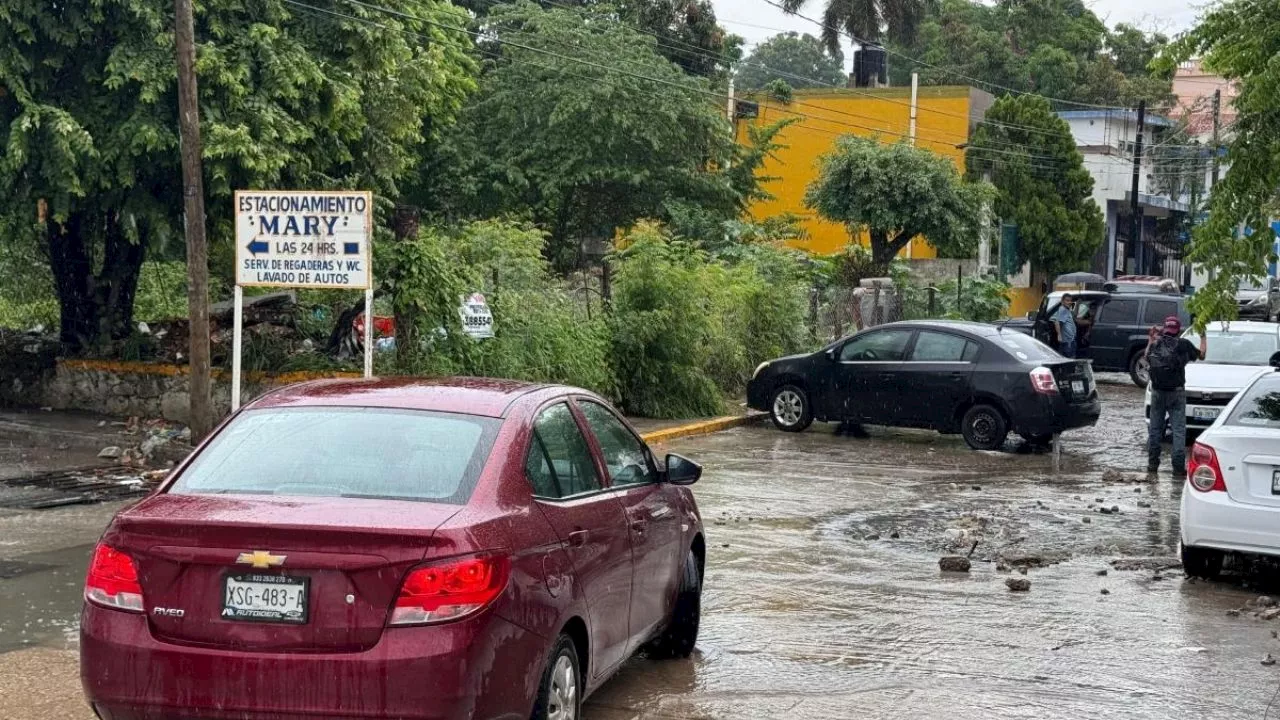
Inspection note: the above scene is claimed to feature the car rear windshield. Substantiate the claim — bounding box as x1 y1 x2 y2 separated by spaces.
1225 375 1280 429
1184 330 1279 365
169 407 501 504
993 330 1061 362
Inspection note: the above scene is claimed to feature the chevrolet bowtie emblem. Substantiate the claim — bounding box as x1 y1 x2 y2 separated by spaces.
236 550 286 569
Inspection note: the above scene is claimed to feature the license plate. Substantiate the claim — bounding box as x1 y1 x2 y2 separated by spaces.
1272 469 1280 495
223 574 309 624
1192 407 1221 421
1071 380 1085 395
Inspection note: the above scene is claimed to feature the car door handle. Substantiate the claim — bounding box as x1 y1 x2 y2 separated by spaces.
630 520 647 533
877 373 895 382
567 530 589 548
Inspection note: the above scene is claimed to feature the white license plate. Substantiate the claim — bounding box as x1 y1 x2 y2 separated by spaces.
223 574 308 624
1272 469 1280 495
1071 380 1085 395
1192 407 1221 421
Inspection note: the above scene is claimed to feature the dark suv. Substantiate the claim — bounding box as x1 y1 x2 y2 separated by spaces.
1004 290 1191 387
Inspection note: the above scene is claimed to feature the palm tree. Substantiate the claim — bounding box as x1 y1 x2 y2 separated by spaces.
780 0 933 58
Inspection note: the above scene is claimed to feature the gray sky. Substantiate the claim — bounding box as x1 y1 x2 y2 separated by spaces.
714 0 1203 59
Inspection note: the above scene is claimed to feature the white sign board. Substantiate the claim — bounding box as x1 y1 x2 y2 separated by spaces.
459 293 495 339
235 190 372 289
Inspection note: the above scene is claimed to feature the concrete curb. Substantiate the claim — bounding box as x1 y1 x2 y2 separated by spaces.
640 412 767 444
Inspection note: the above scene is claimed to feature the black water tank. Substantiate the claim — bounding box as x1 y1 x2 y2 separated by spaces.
852 45 888 88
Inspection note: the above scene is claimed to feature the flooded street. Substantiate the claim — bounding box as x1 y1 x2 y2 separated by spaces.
5 382 1280 718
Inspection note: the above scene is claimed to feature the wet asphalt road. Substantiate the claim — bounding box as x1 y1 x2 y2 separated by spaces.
6 381 1280 719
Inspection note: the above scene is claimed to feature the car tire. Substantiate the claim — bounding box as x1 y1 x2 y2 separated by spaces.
770 385 813 433
1129 351 1149 388
961 404 1008 451
645 549 702 659
1181 544 1224 580
531 634 582 720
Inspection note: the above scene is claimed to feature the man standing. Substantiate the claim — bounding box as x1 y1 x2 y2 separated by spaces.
1146 316 1208 478
1051 294 1078 357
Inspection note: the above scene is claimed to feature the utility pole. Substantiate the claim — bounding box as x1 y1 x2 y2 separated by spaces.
175 0 212 439
906 72 919 260
1210 88 1222 189
1128 100 1146 276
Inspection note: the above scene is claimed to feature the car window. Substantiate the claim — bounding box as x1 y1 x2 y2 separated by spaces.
1225 375 1280 429
1099 298 1140 324
578 400 656 487
910 331 977 362
527 403 602 498
1184 329 1280 365
1142 300 1179 325
169 408 499 504
994 331 1060 362
839 329 913 361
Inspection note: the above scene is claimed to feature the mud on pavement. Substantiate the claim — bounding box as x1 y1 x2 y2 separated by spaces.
6 383 1280 719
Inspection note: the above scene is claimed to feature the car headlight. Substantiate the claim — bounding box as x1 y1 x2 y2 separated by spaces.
752 361 770 379
1249 295 1267 306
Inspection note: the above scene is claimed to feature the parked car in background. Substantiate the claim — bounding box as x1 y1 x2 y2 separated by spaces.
81 378 705 720
1146 322 1280 431
747 320 1100 451
1181 362 1280 579
1236 276 1280 322
1004 289 1192 387
1106 275 1181 295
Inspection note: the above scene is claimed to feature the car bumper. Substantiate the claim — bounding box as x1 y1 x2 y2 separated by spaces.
1144 402 1226 429
1011 395 1101 437
81 604 539 720
1237 305 1272 319
1182 487 1280 558
746 378 772 413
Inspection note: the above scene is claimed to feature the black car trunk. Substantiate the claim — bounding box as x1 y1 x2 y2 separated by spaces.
1046 360 1096 404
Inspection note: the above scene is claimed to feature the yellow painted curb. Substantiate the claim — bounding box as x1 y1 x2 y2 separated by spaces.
640 413 765 444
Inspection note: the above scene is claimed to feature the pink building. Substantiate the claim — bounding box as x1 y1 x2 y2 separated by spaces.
1170 59 1237 139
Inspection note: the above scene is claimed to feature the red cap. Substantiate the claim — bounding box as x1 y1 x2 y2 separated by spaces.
1163 316 1182 335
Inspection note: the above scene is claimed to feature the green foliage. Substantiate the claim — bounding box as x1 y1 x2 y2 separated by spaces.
886 0 1172 108
609 222 809 417
779 0 931 55
764 79 795 105
966 94 1103 277
806 136 992 268
736 32 847 90
0 235 57 330
1164 0 1280 330
0 0 477 350
431 2 734 271
134 262 188 322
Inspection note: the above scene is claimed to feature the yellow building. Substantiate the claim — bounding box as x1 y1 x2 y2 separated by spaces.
734 85 1042 316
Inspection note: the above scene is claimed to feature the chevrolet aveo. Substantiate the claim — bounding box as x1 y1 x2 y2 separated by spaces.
80 378 706 720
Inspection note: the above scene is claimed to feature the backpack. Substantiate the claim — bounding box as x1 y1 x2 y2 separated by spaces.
1147 336 1182 388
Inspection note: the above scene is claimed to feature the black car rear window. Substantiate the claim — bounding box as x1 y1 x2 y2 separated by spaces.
1099 298 1141 324
169 407 501 504
1225 375 1280 429
1142 300 1179 325
994 331 1061 362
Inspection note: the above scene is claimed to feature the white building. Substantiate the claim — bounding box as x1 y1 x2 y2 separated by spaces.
1057 110 1190 282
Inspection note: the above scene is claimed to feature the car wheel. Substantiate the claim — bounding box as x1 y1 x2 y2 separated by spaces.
531 634 581 720
961 404 1008 451
645 549 702 659
770 385 813 433
1129 351 1149 388
1181 544 1224 580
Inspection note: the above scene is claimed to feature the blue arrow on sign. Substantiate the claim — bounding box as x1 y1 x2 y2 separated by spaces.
246 239 269 256
343 242 359 255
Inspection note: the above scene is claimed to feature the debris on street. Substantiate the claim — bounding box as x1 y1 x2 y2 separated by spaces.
938 556 971 573
1006 578 1031 592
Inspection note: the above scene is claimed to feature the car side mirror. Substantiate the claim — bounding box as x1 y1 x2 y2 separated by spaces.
1026 311 1036 321
1270 351 1280 369
825 347 838 361
665 454 702 485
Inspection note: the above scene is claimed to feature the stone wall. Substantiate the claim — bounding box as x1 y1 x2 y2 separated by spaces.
905 258 980 286
34 360 360 424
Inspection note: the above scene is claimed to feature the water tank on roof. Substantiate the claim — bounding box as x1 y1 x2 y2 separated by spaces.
852 46 888 88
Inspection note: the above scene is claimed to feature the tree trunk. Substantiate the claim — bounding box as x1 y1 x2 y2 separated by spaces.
45 210 147 355
46 212 96 354
94 212 146 344
869 230 911 273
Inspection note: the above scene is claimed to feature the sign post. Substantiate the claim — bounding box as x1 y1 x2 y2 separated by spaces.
233 190 374 411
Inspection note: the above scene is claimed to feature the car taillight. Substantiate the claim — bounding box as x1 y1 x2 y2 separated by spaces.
1188 442 1227 492
1030 366 1058 394
84 543 144 612
389 554 510 626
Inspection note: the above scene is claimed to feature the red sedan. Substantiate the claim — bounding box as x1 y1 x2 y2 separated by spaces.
81 378 705 720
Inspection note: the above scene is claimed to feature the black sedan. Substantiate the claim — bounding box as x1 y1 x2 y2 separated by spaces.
746 320 1101 450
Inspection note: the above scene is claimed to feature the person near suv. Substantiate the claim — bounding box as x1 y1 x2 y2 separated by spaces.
1051 294 1078 357
1145 316 1208 477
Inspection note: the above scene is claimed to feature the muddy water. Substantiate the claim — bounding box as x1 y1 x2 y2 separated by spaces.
589 383 1280 719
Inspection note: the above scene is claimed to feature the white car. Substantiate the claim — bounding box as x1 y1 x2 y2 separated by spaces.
1181 364 1280 578
1145 321 1280 430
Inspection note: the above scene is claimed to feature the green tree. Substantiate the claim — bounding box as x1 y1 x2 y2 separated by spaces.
966 94 1103 277
0 0 475 353
780 0 933 56
436 2 734 270
736 33 847 90
1163 0 1280 329
805 136 990 269
1108 23 1168 77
